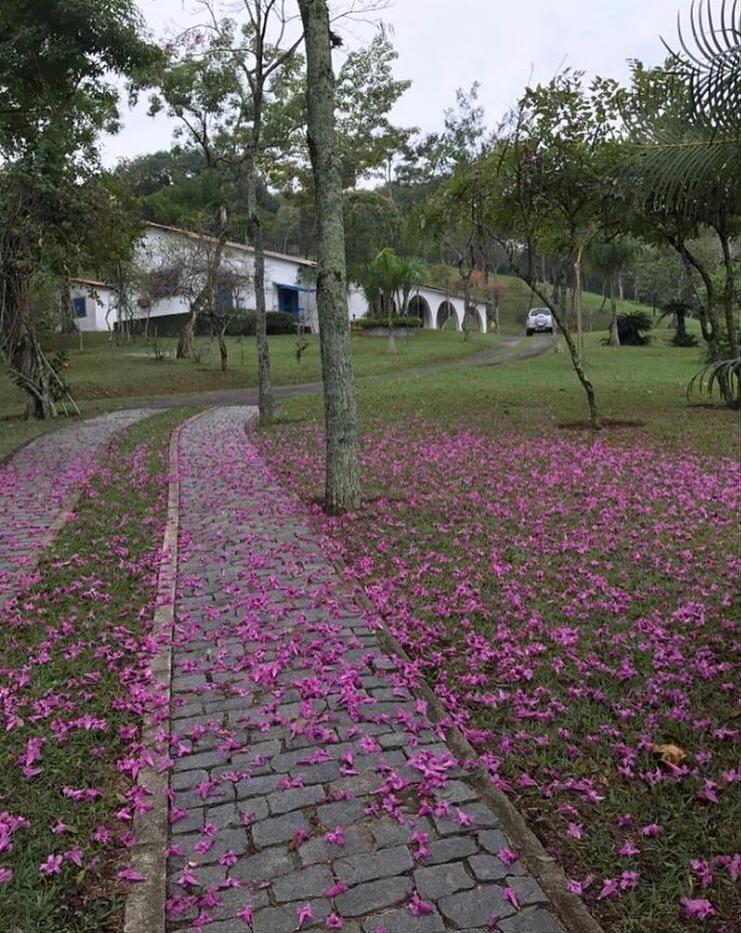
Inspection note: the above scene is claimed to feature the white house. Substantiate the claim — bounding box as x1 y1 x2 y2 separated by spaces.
71 222 488 334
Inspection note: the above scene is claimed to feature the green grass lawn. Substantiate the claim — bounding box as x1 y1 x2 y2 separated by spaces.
276 328 738 460
1 330 493 406
0 330 497 459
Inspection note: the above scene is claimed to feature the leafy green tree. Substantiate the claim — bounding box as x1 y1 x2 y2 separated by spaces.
148 3 304 421
333 29 415 187
354 248 426 353
343 190 401 266
397 83 491 189
0 0 157 417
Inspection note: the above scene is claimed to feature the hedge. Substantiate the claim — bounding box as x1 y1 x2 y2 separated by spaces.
356 315 422 330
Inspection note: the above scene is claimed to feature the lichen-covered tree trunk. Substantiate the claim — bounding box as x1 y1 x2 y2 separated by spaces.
299 0 361 514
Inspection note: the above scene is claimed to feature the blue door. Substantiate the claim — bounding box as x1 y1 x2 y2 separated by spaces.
277 285 299 315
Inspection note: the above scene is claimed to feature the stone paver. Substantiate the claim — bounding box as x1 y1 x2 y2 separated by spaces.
165 407 566 932
0 409 151 603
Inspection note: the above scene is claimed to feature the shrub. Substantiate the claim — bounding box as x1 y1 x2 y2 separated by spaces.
612 310 653 346
357 315 422 330
213 311 298 336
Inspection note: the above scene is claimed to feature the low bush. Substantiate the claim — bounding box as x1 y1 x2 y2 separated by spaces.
602 310 654 346
197 311 298 337
356 315 422 330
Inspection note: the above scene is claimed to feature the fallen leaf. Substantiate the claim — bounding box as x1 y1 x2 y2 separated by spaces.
652 743 687 765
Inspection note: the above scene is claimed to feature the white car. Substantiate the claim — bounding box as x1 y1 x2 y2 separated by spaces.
525 307 554 336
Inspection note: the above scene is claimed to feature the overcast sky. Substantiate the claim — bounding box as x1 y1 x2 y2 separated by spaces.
102 0 684 167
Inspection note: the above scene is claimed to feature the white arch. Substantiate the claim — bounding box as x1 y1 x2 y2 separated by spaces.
436 300 459 331
464 305 486 334
409 294 433 329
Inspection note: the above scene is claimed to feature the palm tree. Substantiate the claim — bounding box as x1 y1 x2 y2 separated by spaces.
355 248 426 353
628 0 740 404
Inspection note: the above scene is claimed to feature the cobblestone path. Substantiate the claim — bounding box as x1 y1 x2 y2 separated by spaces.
0 409 151 603
167 407 565 933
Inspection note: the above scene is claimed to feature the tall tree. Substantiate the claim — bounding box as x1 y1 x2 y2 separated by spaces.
0 0 156 417
150 3 303 423
297 0 361 514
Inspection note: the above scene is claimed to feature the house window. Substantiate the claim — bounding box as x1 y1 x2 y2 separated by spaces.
73 297 87 318
276 285 299 315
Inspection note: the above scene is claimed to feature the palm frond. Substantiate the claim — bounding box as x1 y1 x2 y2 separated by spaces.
687 355 740 399
631 130 740 216
662 0 741 132
671 0 741 133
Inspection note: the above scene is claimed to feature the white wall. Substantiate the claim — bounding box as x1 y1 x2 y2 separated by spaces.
70 283 117 332
71 225 487 334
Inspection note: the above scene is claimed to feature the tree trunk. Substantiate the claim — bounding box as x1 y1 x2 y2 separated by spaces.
386 295 396 354
299 0 361 514
176 309 197 359
219 328 228 372
574 240 584 357
245 162 274 426
672 235 734 406
716 223 740 362
1 269 54 419
528 263 600 428
608 275 620 347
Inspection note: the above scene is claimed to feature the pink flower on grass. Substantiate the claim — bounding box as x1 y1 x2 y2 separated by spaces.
690 859 713 886
567 823 582 840
64 846 83 867
566 873 594 896
40 854 63 877
641 823 661 838
618 839 640 857
598 878 618 900
0 867 13 884
680 898 716 921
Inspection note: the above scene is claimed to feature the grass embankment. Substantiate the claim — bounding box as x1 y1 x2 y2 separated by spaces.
259 334 740 932
0 409 191 933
